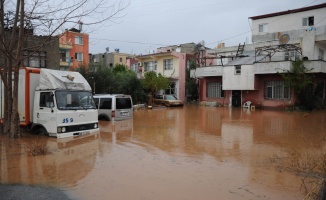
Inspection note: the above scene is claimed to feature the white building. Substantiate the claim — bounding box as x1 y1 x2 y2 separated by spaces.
191 3 326 109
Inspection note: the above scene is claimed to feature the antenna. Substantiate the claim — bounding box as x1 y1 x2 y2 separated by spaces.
279 34 290 45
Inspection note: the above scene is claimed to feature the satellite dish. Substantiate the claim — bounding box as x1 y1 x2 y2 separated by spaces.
279 34 290 45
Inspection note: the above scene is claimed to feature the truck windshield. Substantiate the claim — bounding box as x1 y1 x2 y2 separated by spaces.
56 91 96 110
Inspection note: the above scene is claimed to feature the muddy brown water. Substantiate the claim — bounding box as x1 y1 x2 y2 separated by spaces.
1 105 325 200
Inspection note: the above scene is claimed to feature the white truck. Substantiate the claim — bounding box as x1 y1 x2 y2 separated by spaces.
0 67 99 138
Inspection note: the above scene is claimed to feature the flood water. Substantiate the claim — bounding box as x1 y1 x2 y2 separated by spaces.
1 105 326 200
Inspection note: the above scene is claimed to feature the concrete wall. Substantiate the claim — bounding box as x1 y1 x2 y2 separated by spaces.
25 35 60 70
251 7 326 36
223 65 255 90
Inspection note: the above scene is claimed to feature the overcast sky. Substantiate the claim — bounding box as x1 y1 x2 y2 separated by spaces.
85 0 326 55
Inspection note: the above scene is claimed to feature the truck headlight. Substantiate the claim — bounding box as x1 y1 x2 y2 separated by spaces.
57 127 66 133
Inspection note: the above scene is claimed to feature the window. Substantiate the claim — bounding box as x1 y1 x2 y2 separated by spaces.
23 51 46 68
319 49 324 60
165 83 176 95
40 92 54 108
75 52 83 61
100 98 112 109
302 16 314 26
207 82 224 98
116 98 132 109
75 36 83 45
285 51 300 61
131 63 138 73
259 23 268 32
163 59 173 70
235 65 241 74
265 81 290 100
120 57 123 62
144 61 157 72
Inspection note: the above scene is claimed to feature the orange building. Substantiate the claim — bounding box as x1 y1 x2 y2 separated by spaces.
58 27 89 71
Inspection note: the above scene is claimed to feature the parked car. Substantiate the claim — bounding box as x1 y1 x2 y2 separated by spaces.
153 95 184 107
93 94 133 121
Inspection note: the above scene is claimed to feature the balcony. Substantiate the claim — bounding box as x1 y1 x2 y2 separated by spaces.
252 25 326 43
304 60 326 73
59 43 72 49
253 60 326 74
253 61 292 74
190 66 224 78
60 58 71 67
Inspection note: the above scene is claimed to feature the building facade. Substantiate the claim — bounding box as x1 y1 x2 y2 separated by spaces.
135 52 193 102
0 30 59 70
191 3 326 109
58 28 89 71
89 50 131 68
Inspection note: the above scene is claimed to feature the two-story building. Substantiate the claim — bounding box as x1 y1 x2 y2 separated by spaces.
58 26 89 71
90 49 131 68
134 51 194 102
192 3 326 109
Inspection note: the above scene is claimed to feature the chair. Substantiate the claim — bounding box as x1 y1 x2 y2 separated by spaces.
243 101 251 109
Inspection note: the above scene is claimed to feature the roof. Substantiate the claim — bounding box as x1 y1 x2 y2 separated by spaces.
38 69 91 91
249 3 326 20
136 52 174 59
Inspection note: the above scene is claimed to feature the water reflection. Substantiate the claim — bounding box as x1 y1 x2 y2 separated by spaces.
1 106 325 200
0 133 100 187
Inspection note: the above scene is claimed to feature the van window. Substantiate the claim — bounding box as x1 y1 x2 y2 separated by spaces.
116 98 132 109
100 98 112 109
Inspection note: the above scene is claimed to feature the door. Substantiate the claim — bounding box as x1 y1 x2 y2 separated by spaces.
232 90 242 107
35 91 57 133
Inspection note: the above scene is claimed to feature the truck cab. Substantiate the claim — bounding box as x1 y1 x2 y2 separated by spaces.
32 90 98 138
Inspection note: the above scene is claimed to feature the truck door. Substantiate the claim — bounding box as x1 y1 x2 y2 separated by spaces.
35 92 57 133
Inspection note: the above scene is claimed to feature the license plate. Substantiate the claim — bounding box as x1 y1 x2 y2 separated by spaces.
120 112 129 116
79 131 90 136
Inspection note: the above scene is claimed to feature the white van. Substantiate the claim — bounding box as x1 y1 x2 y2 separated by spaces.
93 94 133 121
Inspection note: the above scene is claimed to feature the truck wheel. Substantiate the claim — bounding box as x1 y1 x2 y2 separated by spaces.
34 127 49 136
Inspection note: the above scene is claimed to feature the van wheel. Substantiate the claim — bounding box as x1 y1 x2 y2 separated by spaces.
34 127 49 136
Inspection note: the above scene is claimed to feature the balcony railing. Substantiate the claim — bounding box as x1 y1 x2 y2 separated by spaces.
190 60 326 78
60 58 71 67
190 66 224 78
59 43 72 49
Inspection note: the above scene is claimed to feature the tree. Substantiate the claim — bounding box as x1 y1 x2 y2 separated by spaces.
112 63 128 74
142 71 169 105
0 0 128 138
185 59 199 101
279 59 316 110
79 64 146 104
